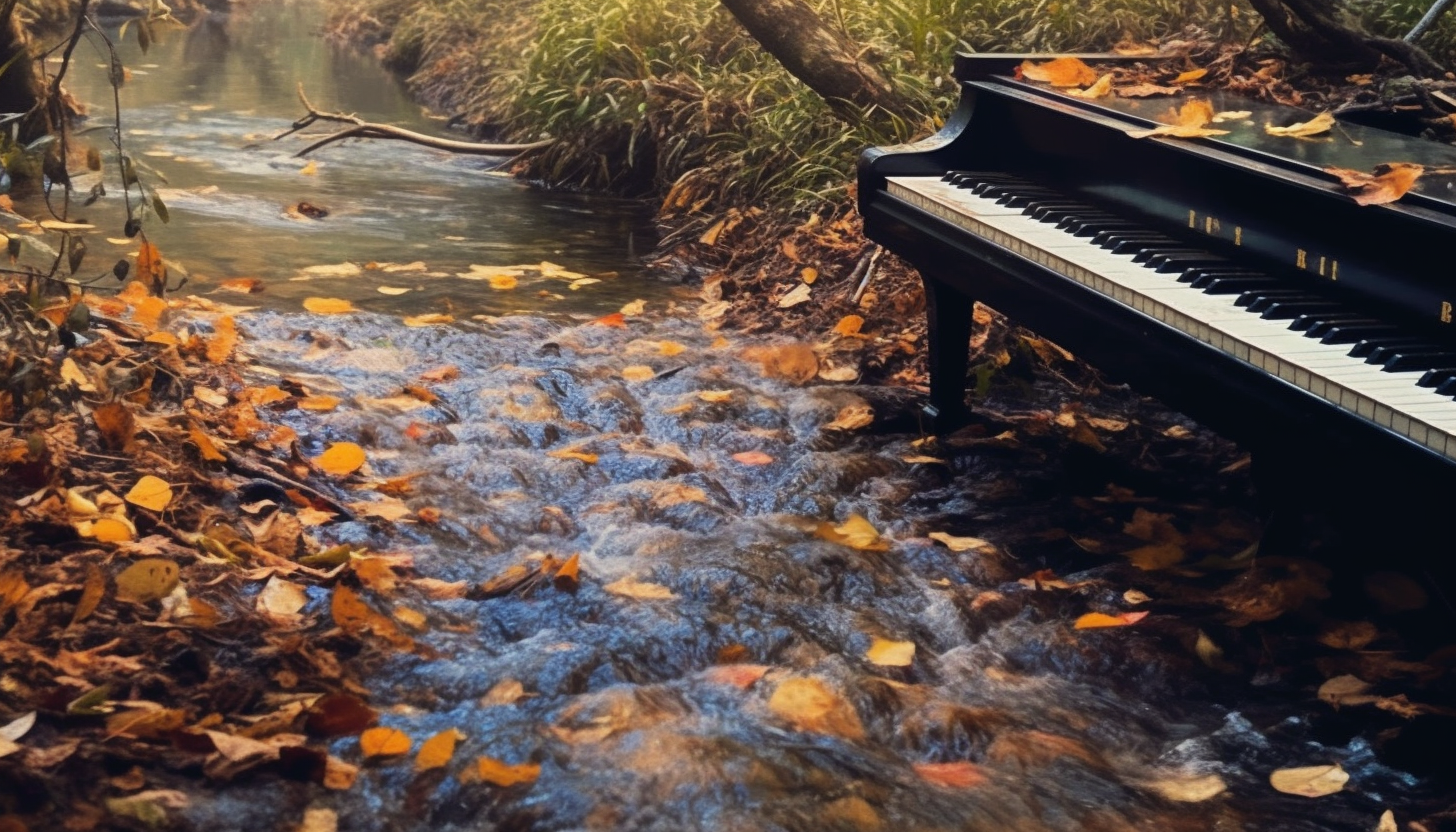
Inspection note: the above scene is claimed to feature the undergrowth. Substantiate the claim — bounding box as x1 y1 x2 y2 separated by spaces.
326 0 1245 218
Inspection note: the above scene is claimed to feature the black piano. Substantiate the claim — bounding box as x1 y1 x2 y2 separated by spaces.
859 54 1456 549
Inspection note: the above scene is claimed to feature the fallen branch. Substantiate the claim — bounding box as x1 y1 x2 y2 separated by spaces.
278 83 553 158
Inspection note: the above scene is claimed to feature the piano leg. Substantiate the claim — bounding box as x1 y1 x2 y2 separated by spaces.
919 274 976 433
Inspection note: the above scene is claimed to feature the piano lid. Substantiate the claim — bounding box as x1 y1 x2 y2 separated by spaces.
962 57 1456 210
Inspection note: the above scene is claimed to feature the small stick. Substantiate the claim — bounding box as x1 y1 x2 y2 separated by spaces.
849 246 883 306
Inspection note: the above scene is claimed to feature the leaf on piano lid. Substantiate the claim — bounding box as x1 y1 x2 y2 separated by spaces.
1125 100 1229 140
1323 162 1423 206
1116 83 1180 98
1172 68 1208 84
1018 57 1098 88
1066 74 1113 100
1264 111 1335 138
1112 41 1158 57
1211 110 1252 123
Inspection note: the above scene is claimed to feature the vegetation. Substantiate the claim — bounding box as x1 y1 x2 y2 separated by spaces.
328 0 1244 216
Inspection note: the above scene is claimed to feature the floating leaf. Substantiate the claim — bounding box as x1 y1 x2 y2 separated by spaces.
553 553 580 593
115 559 179 603
404 313 453 327
593 312 627 328
1265 111 1335 138
1144 772 1228 802
546 449 598 464
471 756 540 787
928 532 996 553
621 365 656 382
315 442 366 476
815 514 888 551
1074 610 1149 629
488 274 518 289
604 576 674 600
303 297 357 314
125 475 173 511
620 299 646 315
824 402 873 432
206 315 237 364
914 761 988 788
657 340 686 356
732 451 774 465
864 637 915 667
218 277 265 294
298 395 342 412
359 727 411 758
767 677 864 739
377 286 411 295
1269 764 1349 798
415 728 464 771
698 390 734 403
300 160 318 176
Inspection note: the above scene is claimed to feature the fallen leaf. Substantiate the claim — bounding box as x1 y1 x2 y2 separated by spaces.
1377 810 1397 832
777 283 812 308
482 679 528 706
115 559 180 603
1325 162 1423 206
94 401 136 451
218 277 264 294
732 451 774 465
404 313 454 326
620 299 646 315
1127 99 1230 139
604 576 675 600
815 514 889 551
800 266 817 285
88 516 136 543
928 532 996 553
300 161 318 175
1020 56 1098 87
256 576 308 619
1318 675 1378 708
1144 772 1228 802
297 807 338 832
546 449 598 464
1117 82 1181 98
1269 764 1348 798
377 286 411 295
125 475 173 512
1068 73 1113 99
833 315 864 336
697 390 734 403
470 756 540 787
298 395 342 412
315 442 366 476
865 637 915 667
914 761 988 788
1074 610 1149 629
359 727 411 758
1265 111 1335 137
767 677 864 739
489 274 518 289
206 315 237 364
1173 68 1208 84
594 312 627 328
304 693 377 737
702 664 770 689
621 365 656 382
1 712 36 743
824 402 873 431
415 728 464 772
303 297 357 315
657 340 686 356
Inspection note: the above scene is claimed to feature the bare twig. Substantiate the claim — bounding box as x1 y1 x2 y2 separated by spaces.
281 83 553 158
1406 0 1456 43
849 245 883 306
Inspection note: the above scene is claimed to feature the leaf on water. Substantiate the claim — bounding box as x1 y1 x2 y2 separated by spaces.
315 442 366 476
132 295 167 330
1124 542 1186 570
1127 99 1230 139
359 727 411 758
928 532 996 553
553 553 580 593
864 637 915 667
546 448 598 464
331 585 414 651
415 728 464 772
115 558 179 603
1074 610 1149 629
1173 68 1208 84
470 756 540 787
815 514 889 551
833 315 865 336
767 677 864 739
256 576 308 618
732 451 774 465
1266 111 1335 137
621 365 656 382
594 312 627 328
1118 82 1181 98
702 664 770 689
1067 73 1113 99
377 286 412 295
620 299 646 315
1143 772 1228 802
744 343 819 384
300 161 318 176
403 313 454 326
302 262 363 277
304 693 378 737
1318 674 1379 708
218 277 264 294
777 283 812 308
604 576 675 600
1325 163 1423 206
124 476 173 511
1212 110 1252 123
303 297 357 314
1269 764 1349 798
657 340 686 356
298 395 341 412
824 402 873 432
1019 56 1098 87
914 761 988 788
206 315 237 364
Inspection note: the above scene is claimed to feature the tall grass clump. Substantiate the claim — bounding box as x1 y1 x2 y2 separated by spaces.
327 0 1249 217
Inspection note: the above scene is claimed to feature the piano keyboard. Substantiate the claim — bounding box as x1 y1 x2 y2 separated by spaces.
887 173 1456 461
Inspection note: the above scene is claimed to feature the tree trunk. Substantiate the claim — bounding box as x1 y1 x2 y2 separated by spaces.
0 1 56 142
717 0 909 122
1247 0 1445 75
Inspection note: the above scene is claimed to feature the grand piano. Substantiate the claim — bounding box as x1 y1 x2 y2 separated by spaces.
859 54 1456 543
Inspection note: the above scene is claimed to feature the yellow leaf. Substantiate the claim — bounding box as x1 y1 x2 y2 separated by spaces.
621 366 656 382
1020 57 1098 87
303 297 357 315
488 274 518 289
315 442 366 476
815 514 888 551
928 532 995 553
864 637 915 667
778 283 811 308
206 315 237 364
1068 73 1113 99
298 395 342 412
1325 163 1423 206
767 677 864 739
1265 111 1335 138
403 313 454 327
1143 773 1228 802
115 558 179 603
732 451 774 465
1073 610 1149 629
125 475 173 511
377 286 411 295
1269 764 1349 798
699 218 727 246
415 728 463 771
697 390 733 403
88 516 136 543
800 267 817 285
145 331 180 346
546 449 598 464
1173 68 1208 84
603 576 675 600
658 340 686 356
471 756 540 787
1127 99 1230 139
189 425 227 462
620 299 646 315
300 161 318 176
359 726 411 758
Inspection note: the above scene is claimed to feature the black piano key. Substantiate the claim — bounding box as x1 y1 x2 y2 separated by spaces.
1152 255 1231 274
1259 300 1342 320
1436 377 1456 396
1350 336 1427 359
1026 203 1090 221
1132 247 1201 264
1198 276 1282 294
1417 367 1456 388
1060 216 1136 235
1365 343 1442 365
1315 322 1395 344
1092 229 1170 246
1108 237 1177 254
1183 267 1262 285
1000 190 1064 207
1289 311 1367 331
1244 292 1322 313
1384 351 1456 372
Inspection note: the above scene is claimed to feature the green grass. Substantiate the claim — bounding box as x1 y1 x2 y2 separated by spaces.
327 0 1246 216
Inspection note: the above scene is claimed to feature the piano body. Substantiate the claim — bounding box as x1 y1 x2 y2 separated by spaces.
859 55 1456 536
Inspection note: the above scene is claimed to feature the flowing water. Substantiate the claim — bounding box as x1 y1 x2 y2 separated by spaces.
15 2 1452 830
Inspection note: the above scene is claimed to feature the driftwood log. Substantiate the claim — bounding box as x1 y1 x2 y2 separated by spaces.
278 84 553 158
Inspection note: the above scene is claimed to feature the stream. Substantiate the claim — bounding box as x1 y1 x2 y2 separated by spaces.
9 2 1452 830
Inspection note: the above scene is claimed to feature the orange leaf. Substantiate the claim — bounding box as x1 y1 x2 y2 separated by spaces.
415 728 463 771
419 365 460 382
1020 57 1098 87
136 241 164 287
132 296 167 330
298 395 341 412
1074 610 1150 629
303 297 357 314
702 664 770 689
732 451 774 465
546 449 598 464
553 553 580 593
593 312 626 328
124 475 173 511
315 442 366 476
471 756 540 787
1173 68 1208 84
205 315 237 364
1325 163 1423 206
189 425 227 462
359 726 411 758
1126 99 1230 139
914 761 989 789
833 315 864 336
217 277 265 294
